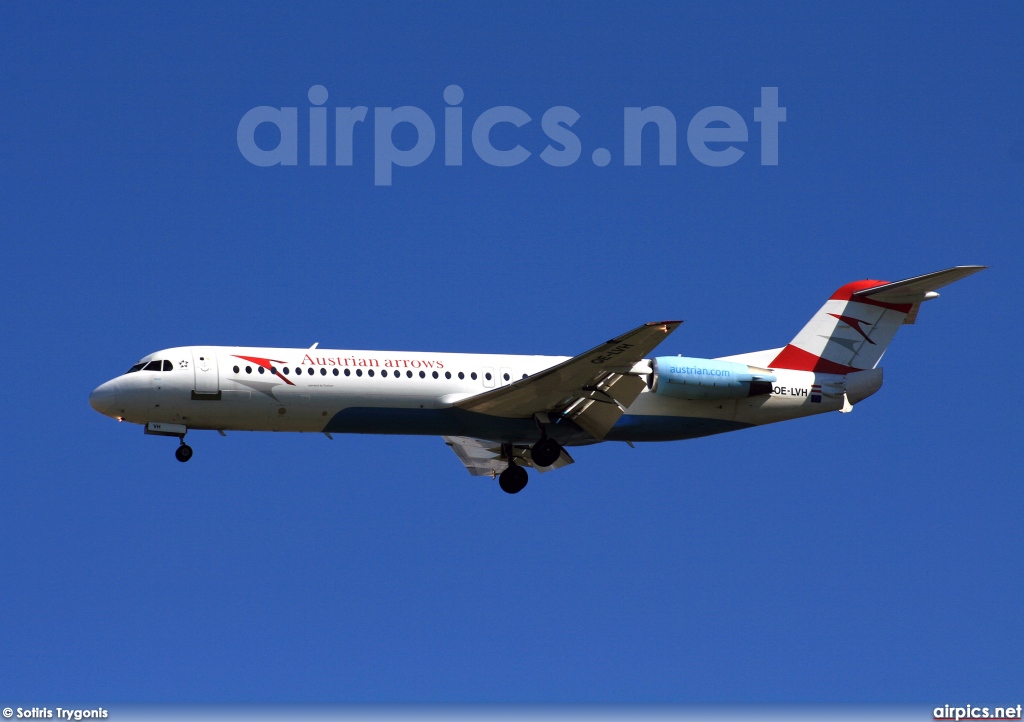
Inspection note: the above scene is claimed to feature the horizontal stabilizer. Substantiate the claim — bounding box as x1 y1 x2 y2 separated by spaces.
852 265 986 304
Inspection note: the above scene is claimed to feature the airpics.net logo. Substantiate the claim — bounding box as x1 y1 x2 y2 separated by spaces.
236 85 786 186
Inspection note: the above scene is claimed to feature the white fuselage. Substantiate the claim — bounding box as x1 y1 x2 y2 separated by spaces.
89 345 867 445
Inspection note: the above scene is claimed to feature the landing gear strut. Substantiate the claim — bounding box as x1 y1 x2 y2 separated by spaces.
144 423 193 463
498 444 528 494
530 437 562 468
175 442 193 463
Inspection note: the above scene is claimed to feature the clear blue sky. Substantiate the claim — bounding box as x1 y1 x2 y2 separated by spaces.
1 2 1021 704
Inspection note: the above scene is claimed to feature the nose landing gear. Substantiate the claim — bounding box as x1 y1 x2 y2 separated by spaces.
175 441 193 463
144 422 193 463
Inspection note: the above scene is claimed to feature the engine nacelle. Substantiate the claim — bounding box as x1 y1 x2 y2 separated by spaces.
650 356 777 401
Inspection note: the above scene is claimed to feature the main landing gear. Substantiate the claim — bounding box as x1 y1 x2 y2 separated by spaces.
175 441 193 463
496 437 564 494
499 461 529 494
530 437 562 468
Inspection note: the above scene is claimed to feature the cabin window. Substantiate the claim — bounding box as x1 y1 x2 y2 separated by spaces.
307 368 314 375
368 369 374 377
356 369 362 377
344 368 351 376
485 372 492 381
333 368 339 376
432 371 438 379
503 373 510 381
246 366 252 374
471 372 478 380
233 365 240 374
320 368 327 375
445 371 451 379
283 367 290 375
381 369 388 377
419 371 425 378
406 370 413 378
258 367 265 374
458 372 464 380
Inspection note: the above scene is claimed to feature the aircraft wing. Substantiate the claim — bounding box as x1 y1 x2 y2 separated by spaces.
454 321 682 439
444 436 575 476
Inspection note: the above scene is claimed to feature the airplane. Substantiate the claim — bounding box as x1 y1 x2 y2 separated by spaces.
89 266 984 494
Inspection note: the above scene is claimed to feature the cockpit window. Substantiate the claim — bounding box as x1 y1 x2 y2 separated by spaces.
128 359 175 373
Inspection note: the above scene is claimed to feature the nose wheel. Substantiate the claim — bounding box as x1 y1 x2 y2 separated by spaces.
175 443 193 463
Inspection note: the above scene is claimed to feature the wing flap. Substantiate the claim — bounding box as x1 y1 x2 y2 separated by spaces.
445 436 506 476
564 372 647 438
568 398 625 439
443 436 575 476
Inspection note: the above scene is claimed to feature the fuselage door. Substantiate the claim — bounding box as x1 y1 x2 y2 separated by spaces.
499 367 512 387
482 366 495 388
192 348 220 397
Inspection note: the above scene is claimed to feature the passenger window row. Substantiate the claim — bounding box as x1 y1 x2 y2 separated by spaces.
126 359 524 382
230 365 522 382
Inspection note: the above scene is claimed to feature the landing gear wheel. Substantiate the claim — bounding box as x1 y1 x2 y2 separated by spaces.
498 462 528 494
175 444 193 463
530 438 562 468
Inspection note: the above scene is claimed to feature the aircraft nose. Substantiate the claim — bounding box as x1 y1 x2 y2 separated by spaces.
89 380 119 416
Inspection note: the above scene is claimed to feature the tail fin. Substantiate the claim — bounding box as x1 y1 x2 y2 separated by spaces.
771 266 985 373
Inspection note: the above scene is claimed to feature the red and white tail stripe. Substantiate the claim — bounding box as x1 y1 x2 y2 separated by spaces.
770 267 985 373
771 279 911 373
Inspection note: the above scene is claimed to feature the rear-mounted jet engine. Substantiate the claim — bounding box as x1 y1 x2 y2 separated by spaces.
649 356 777 401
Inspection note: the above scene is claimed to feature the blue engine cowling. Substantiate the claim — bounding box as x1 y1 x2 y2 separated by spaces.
650 356 777 401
